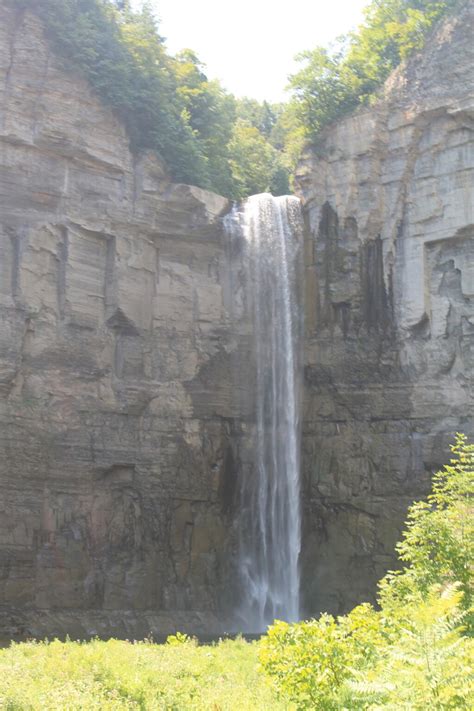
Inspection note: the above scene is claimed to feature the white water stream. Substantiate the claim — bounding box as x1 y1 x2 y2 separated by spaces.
225 194 303 631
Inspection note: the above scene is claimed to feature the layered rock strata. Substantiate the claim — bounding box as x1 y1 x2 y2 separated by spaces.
297 3 474 614
0 2 247 640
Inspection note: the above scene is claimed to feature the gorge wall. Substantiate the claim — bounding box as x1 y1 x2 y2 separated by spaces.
0 1 248 639
297 3 474 615
0 0 473 638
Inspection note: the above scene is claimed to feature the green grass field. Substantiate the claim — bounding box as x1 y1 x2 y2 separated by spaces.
0 636 285 710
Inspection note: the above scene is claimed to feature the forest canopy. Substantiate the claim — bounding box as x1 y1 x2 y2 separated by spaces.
10 0 466 198
287 0 467 142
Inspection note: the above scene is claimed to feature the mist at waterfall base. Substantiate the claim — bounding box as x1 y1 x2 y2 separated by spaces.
225 194 304 633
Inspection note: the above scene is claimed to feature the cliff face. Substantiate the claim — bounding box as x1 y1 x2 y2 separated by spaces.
297 3 474 614
0 2 245 639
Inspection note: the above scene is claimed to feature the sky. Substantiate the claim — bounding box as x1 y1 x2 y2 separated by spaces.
130 0 369 102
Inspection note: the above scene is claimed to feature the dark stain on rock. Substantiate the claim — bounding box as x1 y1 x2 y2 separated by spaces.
360 236 390 333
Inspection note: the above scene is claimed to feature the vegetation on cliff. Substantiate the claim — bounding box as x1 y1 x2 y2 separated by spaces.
285 0 467 146
8 0 464 197
9 0 289 198
0 436 472 709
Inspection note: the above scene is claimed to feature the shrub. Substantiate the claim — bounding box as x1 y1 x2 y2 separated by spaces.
352 584 474 710
260 434 474 709
379 433 474 631
259 603 383 709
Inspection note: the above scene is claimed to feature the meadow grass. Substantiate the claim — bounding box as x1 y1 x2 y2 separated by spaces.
0 636 285 710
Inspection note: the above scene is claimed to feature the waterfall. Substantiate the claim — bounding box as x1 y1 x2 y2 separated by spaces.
225 193 303 632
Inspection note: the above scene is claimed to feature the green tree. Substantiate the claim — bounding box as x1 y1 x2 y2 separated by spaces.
235 98 278 138
380 433 474 630
228 120 288 199
288 46 359 137
287 0 467 144
173 50 236 195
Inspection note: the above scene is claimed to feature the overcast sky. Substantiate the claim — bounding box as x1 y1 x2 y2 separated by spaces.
130 0 369 102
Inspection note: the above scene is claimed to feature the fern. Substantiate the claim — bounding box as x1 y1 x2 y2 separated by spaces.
349 586 474 709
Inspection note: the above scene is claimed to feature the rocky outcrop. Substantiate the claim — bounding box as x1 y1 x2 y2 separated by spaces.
0 2 244 640
297 3 474 615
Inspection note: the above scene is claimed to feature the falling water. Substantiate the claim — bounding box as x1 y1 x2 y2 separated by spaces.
225 193 303 632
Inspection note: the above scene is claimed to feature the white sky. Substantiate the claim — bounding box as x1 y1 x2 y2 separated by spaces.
131 0 369 102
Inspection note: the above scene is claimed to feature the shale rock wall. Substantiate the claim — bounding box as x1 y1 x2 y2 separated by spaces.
0 2 247 640
297 3 474 615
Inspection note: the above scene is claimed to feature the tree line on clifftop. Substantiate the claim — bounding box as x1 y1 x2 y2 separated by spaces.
9 0 467 198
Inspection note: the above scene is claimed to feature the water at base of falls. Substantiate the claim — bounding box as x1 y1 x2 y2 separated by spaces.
225 193 304 633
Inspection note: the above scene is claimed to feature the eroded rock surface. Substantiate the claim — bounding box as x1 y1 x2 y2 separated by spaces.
297 3 474 614
0 2 243 640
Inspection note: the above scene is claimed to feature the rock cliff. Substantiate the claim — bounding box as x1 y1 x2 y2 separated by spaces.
0 1 244 639
297 2 474 614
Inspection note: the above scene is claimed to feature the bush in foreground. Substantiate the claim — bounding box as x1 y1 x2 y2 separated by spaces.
259 434 474 709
